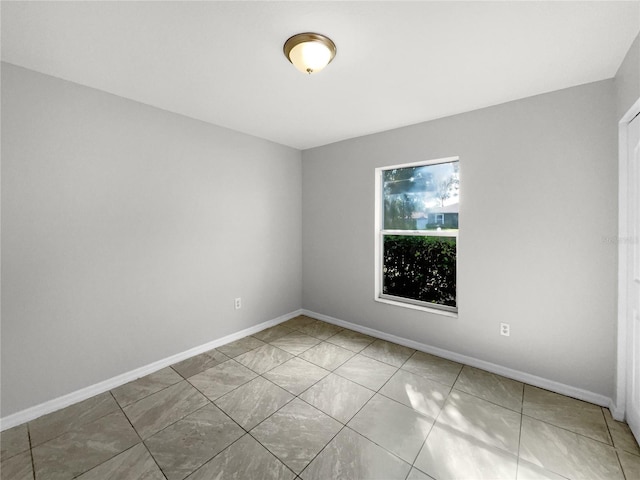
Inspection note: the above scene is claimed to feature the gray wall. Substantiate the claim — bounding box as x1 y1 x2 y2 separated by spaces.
615 33 640 120
302 80 618 398
1 63 302 417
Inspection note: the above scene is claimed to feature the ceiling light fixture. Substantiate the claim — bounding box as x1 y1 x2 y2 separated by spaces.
283 33 337 75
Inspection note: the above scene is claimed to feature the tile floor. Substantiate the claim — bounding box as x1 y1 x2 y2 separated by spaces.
2 316 639 480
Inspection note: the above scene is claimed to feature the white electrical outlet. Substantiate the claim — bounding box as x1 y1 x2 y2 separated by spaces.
500 323 510 337
234 298 242 310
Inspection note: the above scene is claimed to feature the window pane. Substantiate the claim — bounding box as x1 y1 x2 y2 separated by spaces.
383 235 456 307
383 162 459 230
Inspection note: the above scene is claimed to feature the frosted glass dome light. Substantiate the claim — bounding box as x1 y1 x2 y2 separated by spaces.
284 33 336 75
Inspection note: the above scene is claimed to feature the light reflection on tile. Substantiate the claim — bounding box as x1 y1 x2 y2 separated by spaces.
453 365 524 412
347 394 433 464
379 369 450 419
519 415 623 480
300 427 411 480
438 390 521 455
402 351 463 387
516 459 569 480
299 374 374 424
414 423 518 480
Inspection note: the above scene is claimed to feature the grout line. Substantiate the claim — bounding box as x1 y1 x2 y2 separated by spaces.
616 449 630 480
27 423 36 480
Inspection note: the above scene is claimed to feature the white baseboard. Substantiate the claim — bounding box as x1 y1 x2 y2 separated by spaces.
0 309 303 431
610 402 626 422
299 309 614 410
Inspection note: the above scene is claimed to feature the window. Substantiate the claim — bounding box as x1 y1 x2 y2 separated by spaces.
374 157 459 314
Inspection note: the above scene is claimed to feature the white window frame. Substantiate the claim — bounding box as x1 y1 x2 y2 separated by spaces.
374 156 459 317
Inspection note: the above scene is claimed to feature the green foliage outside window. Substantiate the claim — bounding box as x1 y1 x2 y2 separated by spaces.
383 235 457 307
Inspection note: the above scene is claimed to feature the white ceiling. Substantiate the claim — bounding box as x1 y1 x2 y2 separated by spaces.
2 1 639 150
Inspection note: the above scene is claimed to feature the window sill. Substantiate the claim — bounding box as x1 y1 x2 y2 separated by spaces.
375 296 458 318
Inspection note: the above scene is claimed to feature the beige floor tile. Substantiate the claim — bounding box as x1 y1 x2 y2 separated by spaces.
123 381 209 439
251 399 341 474
300 427 411 480
0 450 33 480
298 341 355 371
187 359 257 400
29 392 119 446
234 344 293 374
269 331 321 355
523 385 611 444
187 434 295 480
216 336 266 358
214 376 293 430
453 365 523 412
402 351 463 387
618 450 640 480
111 367 183 407
414 423 518 480
603 408 640 455
298 321 343 340
0 423 29 460
252 324 294 343
171 349 229 378
406 467 436 480
325 329 375 353
360 339 415 367
519 415 623 480
145 404 243 480
263 357 330 395
299 373 374 424
76 443 164 480
279 315 317 331
32 411 139 480
379 369 450 419
334 354 398 391
438 390 521 455
347 394 433 464
516 459 569 480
